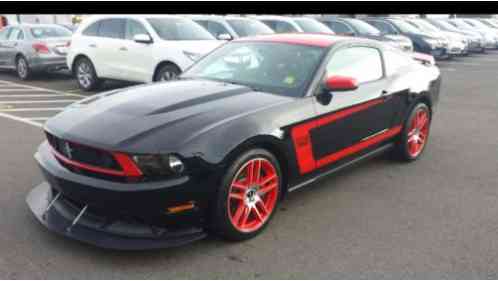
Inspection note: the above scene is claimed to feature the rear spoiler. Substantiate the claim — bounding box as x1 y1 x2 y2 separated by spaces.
411 52 436 66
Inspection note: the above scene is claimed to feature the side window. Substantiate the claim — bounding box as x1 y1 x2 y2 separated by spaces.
194 20 209 29
82 21 100 36
383 49 412 76
0 27 11 40
206 21 229 37
328 21 354 34
98 19 125 39
368 20 397 34
125 19 148 40
326 46 383 84
7 28 21 40
274 21 296 33
261 20 276 30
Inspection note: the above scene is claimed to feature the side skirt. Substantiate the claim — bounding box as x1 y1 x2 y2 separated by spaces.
287 142 394 193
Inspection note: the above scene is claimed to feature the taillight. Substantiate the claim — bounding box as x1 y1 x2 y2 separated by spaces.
32 43 50 54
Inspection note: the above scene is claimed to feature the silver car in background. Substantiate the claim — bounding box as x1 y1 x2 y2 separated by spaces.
0 24 71 80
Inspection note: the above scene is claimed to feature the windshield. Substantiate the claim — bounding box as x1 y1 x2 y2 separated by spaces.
294 18 333 33
481 19 498 28
30 26 72 38
451 19 474 30
432 19 460 32
391 19 422 33
182 42 326 97
409 19 440 33
348 19 380 35
227 19 274 37
147 18 214 40
464 19 491 29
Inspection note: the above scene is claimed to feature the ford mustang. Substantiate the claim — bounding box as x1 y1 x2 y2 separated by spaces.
27 33 441 249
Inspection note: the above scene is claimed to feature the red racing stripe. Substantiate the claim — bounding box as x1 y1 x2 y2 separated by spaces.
291 98 399 174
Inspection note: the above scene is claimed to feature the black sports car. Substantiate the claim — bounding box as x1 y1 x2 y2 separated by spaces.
27 34 441 249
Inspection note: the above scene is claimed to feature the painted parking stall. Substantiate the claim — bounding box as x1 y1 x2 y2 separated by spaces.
0 80 83 128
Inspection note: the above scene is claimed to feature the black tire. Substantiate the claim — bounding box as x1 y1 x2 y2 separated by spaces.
212 148 282 241
153 63 181 82
16 56 32 80
74 57 102 91
392 102 432 162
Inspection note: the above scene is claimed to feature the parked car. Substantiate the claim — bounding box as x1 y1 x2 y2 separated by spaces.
0 24 71 80
405 18 468 56
446 18 497 49
67 15 223 91
316 16 413 52
461 18 498 48
364 17 449 59
426 18 485 53
477 18 498 29
28 33 441 249
191 15 274 40
253 15 334 34
57 23 78 33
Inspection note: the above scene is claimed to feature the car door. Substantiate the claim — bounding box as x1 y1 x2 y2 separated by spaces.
308 44 398 170
0 27 11 66
118 18 155 82
3 27 24 68
95 18 126 79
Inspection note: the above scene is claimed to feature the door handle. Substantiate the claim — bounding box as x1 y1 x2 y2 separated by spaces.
89 44 97 48
119 46 128 51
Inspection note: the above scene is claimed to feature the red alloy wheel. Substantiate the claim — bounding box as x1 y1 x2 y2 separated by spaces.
407 107 430 158
227 158 279 233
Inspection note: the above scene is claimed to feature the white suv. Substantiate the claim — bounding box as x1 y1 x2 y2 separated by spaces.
67 15 224 91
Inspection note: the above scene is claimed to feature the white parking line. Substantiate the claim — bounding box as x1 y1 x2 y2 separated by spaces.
0 94 62 98
0 112 43 128
0 88 49 92
0 107 64 112
27 117 51 121
0 80 86 97
0 100 77 104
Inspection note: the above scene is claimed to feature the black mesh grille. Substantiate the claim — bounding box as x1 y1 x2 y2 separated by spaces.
46 132 121 171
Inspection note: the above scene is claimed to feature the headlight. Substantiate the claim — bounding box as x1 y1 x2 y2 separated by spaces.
132 153 185 177
183 51 202 62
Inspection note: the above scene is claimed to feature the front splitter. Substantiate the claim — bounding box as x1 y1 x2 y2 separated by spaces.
26 182 207 250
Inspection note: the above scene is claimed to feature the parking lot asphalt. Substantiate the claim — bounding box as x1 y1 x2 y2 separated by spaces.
1 52 498 279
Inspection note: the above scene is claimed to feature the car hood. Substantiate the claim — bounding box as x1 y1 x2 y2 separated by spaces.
45 79 293 153
157 39 224 55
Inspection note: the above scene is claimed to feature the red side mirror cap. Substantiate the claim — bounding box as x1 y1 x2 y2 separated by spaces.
325 76 358 91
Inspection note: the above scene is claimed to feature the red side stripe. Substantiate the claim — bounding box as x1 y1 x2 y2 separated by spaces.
291 98 399 174
316 125 402 168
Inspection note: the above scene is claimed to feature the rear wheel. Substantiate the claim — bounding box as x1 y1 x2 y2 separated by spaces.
16 56 32 80
75 57 102 91
213 149 281 241
393 102 431 161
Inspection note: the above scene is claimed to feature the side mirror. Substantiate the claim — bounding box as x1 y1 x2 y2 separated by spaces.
133 34 153 44
325 75 359 91
217 33 232 40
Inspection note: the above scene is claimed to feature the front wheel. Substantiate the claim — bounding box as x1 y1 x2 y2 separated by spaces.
75 58 102 91
213 149 282 241
393 102 432 161
16 56 32 80
153 63 181 82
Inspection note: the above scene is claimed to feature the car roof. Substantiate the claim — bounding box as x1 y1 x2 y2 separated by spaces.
235 33 357 47
252 15 293 21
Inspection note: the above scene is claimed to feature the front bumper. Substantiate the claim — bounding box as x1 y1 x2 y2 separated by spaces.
27 182 207 250
27 141 214 249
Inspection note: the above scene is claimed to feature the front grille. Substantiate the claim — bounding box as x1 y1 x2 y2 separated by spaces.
46 132 121 172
